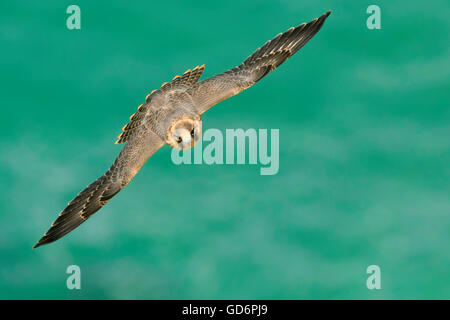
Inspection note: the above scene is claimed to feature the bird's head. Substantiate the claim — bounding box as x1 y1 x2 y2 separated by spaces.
166 115 202 150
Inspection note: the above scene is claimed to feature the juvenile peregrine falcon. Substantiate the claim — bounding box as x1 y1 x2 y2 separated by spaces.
34 11 331 248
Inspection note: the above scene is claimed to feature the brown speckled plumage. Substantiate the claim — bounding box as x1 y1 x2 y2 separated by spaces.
33 11 331 248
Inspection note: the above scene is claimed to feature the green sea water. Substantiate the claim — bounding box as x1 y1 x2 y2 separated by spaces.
0 0 449 299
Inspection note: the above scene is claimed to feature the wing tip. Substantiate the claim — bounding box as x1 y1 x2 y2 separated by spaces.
33 233 52 249
32 240 43 249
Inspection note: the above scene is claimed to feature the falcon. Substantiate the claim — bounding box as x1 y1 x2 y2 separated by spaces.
34 11 331 248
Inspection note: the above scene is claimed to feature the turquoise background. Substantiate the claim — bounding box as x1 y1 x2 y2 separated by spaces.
1 0 449 299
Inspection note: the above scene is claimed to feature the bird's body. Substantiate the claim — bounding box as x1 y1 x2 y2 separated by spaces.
34 11 331 248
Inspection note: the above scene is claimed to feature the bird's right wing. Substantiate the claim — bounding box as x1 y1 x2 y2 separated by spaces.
188 11 331 114
33 130 164 248
34 65 208 248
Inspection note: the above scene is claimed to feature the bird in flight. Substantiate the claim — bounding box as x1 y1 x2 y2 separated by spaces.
33 11 331 248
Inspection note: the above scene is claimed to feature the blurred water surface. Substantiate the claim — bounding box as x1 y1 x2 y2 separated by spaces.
0 0 449 299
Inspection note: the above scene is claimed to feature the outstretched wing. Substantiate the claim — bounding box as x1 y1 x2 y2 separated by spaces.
188 11 331 114
33 130 164 248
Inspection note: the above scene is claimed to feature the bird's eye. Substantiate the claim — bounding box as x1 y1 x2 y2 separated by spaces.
176 136 182 143
190 129 195 137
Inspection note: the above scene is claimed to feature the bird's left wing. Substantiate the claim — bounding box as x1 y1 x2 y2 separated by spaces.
33 130 164 248
188 11 331 114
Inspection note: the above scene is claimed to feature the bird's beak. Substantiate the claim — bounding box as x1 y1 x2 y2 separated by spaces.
182 135 192 148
